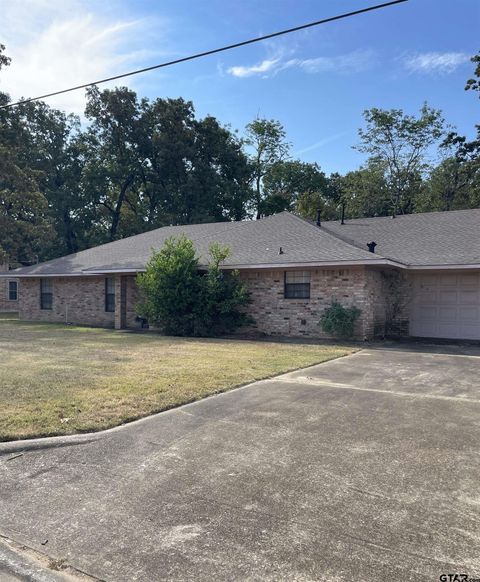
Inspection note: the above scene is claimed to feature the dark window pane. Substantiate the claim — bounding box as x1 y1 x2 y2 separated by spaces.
40 293 53 310
40 279 53 309
8 281 18 301
284 282 310 299
105 278 115 312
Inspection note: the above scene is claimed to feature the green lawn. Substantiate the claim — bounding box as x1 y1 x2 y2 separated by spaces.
0 320 354 441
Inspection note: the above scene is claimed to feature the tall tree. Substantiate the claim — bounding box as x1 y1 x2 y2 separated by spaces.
355 104 445 216
244 118 290 218
262 160 328 216
295 171 346 221
82 86 143 242
0 46 56 266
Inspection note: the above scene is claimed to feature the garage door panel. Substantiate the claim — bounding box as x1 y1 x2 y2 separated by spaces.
439 274 457 286
438 307 457 321
438 290 457 303
458 273 479 285
412 305 437 320
410 272 480 340
415 291 437 305
458 289 479 304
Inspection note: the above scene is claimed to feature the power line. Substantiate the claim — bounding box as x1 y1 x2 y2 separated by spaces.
0 0 408 110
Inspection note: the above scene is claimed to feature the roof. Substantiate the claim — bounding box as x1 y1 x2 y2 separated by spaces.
5 212 385 277
4 209 480 278
322 208 480 267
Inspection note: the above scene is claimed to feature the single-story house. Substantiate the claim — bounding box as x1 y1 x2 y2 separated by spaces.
1 209 479 340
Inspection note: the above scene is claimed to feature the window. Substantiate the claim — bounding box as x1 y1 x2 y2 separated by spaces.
40 279 53 310
105 277 115 312
284 271 311 299
8 280 18 301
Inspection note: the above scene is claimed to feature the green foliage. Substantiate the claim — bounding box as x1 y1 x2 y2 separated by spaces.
136 236 199 336
245 118 290 218
320 302 361 340
465 51 480 94
136 237 251 337
264 160 328 216
355 104 446 216
1 43 479 269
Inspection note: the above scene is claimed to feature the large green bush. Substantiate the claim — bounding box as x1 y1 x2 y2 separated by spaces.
320 301 361 340
136 236 251 336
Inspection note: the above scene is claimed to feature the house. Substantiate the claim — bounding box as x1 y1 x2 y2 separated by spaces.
1 209 479 340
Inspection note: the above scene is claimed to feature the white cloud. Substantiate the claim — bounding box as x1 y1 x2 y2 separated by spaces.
0 0 166 114
227 49 376 79
227 58 282 78
403 51 470 74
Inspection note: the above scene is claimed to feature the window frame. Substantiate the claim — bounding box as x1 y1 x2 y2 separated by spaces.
284 270 311 299
8 280 18 301
40 278 53 310
105 277 115 313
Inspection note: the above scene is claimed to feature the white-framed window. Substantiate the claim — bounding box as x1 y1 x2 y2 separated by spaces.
284 271 311 299
8 280 18 301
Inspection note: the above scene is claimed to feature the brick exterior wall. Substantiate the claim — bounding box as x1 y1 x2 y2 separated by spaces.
13 277 115 328
239 267 385 340
0 276 19 313
0 268 413 339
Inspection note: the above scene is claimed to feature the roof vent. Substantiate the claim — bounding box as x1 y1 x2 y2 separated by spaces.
279 247 284 255
367 241 377 253
316 208 321 227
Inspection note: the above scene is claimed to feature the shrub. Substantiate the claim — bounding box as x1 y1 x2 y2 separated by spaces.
136 236 251 337
320 301 361 340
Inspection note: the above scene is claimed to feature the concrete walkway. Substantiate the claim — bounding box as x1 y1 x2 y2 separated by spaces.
0 345 479 581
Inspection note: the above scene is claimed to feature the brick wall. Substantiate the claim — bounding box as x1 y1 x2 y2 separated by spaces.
239 267 382 340
3 268 413 339
16 277 115 328
0 276 19 313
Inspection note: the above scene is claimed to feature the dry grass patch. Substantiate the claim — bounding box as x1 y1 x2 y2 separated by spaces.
0 320 354 441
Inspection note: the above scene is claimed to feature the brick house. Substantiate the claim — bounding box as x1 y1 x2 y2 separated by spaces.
1 210 479 340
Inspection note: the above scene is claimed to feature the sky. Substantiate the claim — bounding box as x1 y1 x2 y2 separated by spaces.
0 0 478 174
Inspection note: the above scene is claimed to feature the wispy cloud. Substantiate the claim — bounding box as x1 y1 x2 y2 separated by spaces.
0 0 167 114
228 58 281 78
294 132 348 156
403 51 470 74
227 49 376 79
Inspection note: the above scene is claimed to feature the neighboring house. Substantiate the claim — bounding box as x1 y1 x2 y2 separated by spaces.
1 209 479 340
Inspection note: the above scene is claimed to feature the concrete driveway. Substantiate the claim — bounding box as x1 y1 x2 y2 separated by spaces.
0 344 479 581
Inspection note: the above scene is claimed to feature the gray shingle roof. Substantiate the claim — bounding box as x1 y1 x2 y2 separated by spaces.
7 209 480 277
8 212 380 276
322 208 480 266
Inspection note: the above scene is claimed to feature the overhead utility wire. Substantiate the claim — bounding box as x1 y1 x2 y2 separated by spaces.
0 0 408 109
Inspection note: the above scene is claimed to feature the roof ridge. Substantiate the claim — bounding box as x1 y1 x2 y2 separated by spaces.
323 207 480 225
286 212 387 261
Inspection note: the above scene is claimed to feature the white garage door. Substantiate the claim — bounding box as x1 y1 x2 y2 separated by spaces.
410 273 480 340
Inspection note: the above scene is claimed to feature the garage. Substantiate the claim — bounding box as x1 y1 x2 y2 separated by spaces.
410 272 480 340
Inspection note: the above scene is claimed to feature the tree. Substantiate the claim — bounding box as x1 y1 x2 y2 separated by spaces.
465 51 480 94
136 236 200 336
244 118 290 218
355 104 445 216
193 243 251 336
262 160 328 216
0 46 56 266
6 100 84 256
136 236 251 336
295 171 346 221
82 86 143 242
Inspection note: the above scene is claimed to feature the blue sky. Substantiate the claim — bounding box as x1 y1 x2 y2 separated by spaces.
0 0 478 173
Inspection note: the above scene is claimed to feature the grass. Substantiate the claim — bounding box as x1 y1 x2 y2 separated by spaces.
0 320 354 441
